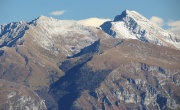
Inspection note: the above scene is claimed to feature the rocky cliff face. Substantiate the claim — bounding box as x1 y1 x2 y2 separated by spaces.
0 79 47 110
0 10 180 110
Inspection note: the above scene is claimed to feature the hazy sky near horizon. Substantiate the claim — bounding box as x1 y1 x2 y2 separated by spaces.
1 0 180 31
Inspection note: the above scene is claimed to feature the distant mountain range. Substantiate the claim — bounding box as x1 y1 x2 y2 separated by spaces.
0 10 180 110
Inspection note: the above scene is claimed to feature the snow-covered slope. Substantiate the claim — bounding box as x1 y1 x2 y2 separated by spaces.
101 10 180 50
0 16 109 57
27 16 110 56
0 21 28 48
29 16 90 53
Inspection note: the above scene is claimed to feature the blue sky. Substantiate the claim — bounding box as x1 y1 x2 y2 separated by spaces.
1 0 180 32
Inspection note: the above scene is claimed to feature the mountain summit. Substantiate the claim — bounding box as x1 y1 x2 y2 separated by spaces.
114 10 149 22
101 10 180 50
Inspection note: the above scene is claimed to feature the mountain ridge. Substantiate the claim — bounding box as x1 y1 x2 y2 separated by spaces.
101 10 180 50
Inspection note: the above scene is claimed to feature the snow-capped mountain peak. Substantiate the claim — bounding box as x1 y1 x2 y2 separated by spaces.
114 10 149 22
29 15 76 26
101 10 180 50
35 15 53 23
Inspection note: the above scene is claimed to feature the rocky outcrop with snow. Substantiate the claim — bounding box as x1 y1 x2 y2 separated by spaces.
0 21 28 48
0 79 47 110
